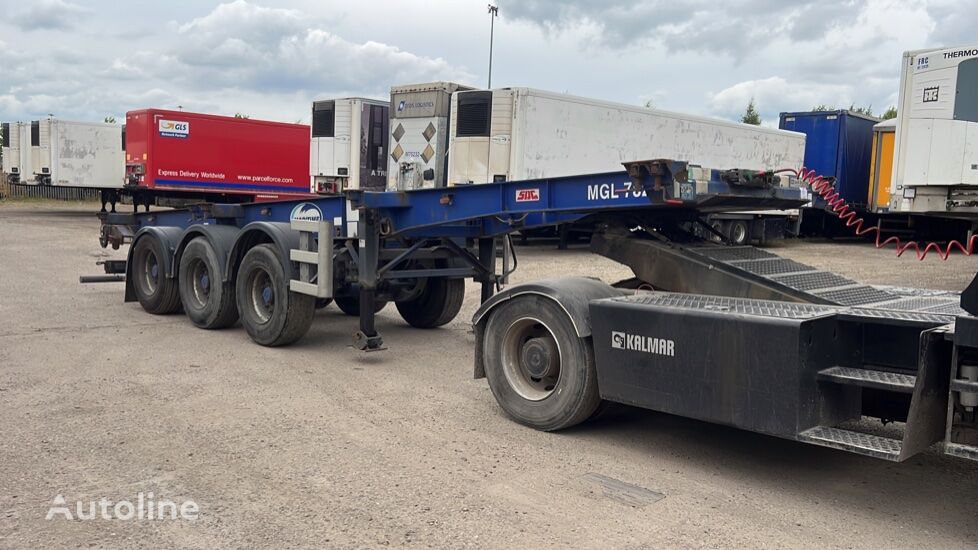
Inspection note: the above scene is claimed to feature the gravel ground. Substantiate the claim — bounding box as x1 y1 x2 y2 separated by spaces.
1 202 977 549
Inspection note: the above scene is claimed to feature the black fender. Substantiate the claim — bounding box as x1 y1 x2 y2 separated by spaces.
227 222 301 284
174 224 241 283
124 226 184 303
471 277 626 379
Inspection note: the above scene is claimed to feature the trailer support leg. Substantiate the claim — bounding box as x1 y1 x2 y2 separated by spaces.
479 237 496 304
354 212 385 351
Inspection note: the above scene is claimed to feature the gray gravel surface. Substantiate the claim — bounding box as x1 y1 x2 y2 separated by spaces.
1 202 977 548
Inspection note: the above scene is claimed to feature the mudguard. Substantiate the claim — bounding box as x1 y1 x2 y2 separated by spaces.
175 224 241 283
471 277 626 378
228 222 301 283
124 226 184 303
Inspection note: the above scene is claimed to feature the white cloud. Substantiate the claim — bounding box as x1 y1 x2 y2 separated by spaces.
10 0 89 30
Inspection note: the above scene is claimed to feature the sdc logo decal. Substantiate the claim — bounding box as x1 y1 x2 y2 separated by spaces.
290 203 323 221
515 188 540 202
158 119 189 138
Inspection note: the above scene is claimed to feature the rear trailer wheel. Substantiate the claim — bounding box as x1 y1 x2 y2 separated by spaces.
178 237 238 329
395 277 464 328
235 244 315 346
131 235 181 314
728 220 750 245
334 295 388 316
482 295 601 431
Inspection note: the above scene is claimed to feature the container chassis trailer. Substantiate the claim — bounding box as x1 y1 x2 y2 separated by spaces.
95 159 978 464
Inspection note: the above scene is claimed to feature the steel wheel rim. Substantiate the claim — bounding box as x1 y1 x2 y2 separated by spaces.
732 223 747 244
248 268 275 324
500 316 562 401
188 258 211 309
141 250 159 294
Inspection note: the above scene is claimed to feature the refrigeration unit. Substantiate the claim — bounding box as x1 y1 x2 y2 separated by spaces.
310 98 389 193
2 122 26 184
892 44 978 213
387 82 474 190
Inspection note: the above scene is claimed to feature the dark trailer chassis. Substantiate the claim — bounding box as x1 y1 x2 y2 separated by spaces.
96 159 978 463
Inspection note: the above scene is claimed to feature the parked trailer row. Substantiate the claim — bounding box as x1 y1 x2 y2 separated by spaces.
95 159 978 464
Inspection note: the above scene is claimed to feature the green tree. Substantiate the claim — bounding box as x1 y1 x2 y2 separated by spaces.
742 97 761 125
881 106 897 120
644 99 654 109
234 113 250 119
849 104 874 116
103 116 116 124
811 104 834 111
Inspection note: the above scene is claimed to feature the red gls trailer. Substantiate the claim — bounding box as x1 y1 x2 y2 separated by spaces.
124 109 313 202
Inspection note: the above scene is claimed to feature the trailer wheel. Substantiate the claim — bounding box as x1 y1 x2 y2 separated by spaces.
334 296 388 316
315 298 333 310
395 277 464 328
131 235 181 315
728 220 750 245
178 237 239 329
235 244 315 346
482 295 601 431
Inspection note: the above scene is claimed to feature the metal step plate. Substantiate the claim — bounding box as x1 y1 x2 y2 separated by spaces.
611 293 839 320
817 366 916 393
798 426 903 461
694 246 779 262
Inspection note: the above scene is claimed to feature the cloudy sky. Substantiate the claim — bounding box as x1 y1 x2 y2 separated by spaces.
0 0 972 127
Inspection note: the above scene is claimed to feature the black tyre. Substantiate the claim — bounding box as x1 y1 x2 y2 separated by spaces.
395 277 464 328
334 295 388 316
235 244 315 346
178 237 238 329
483 295 601 431
728 220 750 245
315 298 333 310
130 234 181 314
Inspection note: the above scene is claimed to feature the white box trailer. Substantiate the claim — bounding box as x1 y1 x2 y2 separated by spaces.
22 119 125 188
447 88 806 185
387 81 474 190
310 98 389 193
892 44 978 213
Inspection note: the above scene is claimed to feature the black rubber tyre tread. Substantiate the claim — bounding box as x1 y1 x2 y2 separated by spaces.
482 295 601 431
178 237 239 329
394 277 465 328
131 235 181 314
235 244 315 347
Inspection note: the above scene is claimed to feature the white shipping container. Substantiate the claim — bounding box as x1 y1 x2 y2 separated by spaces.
387 81 474 190
448 88 806 185
892 44 978 213
310 98 389 193
22 119 125 188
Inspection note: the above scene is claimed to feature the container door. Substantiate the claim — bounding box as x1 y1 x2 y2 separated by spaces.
780 114 841 181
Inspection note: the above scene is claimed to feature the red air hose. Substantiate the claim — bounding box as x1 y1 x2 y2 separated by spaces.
779 168 978 261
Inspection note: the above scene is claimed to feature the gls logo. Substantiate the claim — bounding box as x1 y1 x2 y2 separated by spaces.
611 331 675 357
515 188 540 202
159 119 189 139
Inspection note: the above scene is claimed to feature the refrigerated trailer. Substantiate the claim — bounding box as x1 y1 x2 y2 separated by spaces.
447 88 806 185
16 119 126 187
93 158 978 464
310 98 389 193
892 44 978 214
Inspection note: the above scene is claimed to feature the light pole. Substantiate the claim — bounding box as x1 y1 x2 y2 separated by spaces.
487 4 498 88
